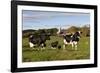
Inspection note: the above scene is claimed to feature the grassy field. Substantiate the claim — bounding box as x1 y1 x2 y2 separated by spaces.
22 36 90 62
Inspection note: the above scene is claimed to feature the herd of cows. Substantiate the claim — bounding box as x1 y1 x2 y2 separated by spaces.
29 30 82 50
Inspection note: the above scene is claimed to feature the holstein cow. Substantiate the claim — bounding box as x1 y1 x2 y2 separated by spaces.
63 31 82 50
29 33 50 49
51 41 58 49
51 41 61 49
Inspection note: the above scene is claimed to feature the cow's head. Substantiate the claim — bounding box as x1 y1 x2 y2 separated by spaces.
78 31 82 34
74 31 82 38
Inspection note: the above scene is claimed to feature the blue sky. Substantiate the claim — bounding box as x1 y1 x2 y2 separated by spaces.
22 10 90 30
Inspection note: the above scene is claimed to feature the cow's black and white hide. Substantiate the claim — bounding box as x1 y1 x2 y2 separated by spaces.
63 31 82 50
29 33 50 49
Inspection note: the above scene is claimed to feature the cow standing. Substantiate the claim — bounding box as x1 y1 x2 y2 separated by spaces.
29 33 50 49
63 31 82 50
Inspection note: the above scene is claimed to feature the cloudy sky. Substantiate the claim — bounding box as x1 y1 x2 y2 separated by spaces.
22 10 90 30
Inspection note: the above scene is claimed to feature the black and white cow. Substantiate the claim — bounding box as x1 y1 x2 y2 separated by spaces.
63 31 82 50
51 41 61 49
29 33 50 49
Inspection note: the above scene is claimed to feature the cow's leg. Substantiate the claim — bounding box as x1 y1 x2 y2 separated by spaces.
41 43 45 50
29 42 35 49
74 42 78 50
71 42 74 50
63 39 67 50
29 42 33 48
63 44 66 50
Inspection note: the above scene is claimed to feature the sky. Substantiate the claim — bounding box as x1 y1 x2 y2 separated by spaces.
22 10 90 30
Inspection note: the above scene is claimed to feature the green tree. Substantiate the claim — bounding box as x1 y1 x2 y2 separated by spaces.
67 26 79 33
80 25 90 37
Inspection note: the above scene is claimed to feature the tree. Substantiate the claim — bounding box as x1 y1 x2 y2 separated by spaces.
80 25 90 37
67 26 79 33
47 28 58 35
22 29 36 38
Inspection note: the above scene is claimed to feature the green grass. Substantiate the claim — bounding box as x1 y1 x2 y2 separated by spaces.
22 36 90 62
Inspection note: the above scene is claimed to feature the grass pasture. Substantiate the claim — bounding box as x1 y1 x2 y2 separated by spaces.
22 36 90 62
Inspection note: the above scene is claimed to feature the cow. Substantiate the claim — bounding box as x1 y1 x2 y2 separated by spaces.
29 32 50 49
51 41 58 49
63 31 82 50
51 41 61 49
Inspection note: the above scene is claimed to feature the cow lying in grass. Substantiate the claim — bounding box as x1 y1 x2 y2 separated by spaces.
51 41 61 49
63 31 82 50
29 33 50 49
